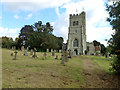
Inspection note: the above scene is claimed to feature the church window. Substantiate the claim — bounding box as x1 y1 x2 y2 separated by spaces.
73 39 78 47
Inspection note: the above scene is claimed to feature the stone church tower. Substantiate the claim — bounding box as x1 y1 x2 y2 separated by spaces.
67 11 86 55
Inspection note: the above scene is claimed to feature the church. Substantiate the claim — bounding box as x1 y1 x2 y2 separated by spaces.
67 11 95 56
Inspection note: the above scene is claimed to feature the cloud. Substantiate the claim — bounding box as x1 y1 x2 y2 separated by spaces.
2 0 71 12
25 13 32 20
14 14 19 19
0 27 20 40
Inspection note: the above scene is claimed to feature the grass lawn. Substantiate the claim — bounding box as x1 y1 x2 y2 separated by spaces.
85 55 112 74
2 49 84 88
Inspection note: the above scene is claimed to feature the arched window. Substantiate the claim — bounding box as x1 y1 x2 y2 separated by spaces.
73 39 78 47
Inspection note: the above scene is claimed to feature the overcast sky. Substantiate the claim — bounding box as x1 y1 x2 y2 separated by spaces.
0 0 114 46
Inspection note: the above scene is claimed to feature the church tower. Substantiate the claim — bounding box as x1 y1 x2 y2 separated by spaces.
67 11 86 55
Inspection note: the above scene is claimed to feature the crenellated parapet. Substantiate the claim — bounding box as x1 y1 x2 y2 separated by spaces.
69 11 85 18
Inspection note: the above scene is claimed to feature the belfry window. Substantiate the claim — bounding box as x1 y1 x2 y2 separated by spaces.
73 39 78 47
73 21 79 26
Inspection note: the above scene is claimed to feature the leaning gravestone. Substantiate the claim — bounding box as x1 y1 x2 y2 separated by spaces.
13 50 17 60
24 50 28 56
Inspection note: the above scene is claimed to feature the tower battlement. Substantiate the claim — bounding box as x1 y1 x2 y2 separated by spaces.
69 11 85 18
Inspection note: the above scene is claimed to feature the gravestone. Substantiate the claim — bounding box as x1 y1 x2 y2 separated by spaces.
32 48 37 58
43 53 47 60
68 50 72 58
47 49 49 52
51 49 53 52
55 55 58 60
13 50 17 60
59 50 62 53
12 46 14 50
24 50 28 56
54 50 56 52
61 43 68 65
52 51 55 56
27 47 29 51
105 53 109 60
30 49 33 55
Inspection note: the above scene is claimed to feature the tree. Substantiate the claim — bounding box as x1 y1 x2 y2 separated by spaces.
2 36 14 48
106 1 120 74
19 25 34 48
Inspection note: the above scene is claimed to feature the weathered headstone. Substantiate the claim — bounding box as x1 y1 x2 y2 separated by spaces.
27 47 29 51
43 53 47 60
68 50 72 58
61 43 68 65
105 53 109 60
51 49 53 52
13 50 17 60
55 55 58 60
30 49 33 55
12 46 14 50
47 49 49 52
32 48 37 58
52 51 55 56
59 50 62 53
24 50 28 56
54 50 56 52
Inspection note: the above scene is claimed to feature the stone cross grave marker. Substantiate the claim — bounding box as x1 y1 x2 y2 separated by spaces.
13 50 17 60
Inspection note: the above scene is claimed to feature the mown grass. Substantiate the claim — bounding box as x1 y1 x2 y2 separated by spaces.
2 48 84 88
85 55 112 74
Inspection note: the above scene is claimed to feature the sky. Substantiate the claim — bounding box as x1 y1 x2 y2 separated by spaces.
0 0 115 46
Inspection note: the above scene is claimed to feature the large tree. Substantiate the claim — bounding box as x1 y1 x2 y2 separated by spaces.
19 25 34 48
106 1 120 74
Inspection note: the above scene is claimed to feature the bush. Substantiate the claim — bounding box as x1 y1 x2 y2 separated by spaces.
109 55 120 74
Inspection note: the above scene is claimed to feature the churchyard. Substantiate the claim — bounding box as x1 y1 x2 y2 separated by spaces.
2 48 118 88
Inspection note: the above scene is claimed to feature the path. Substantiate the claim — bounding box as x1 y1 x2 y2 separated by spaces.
81 56 118 88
